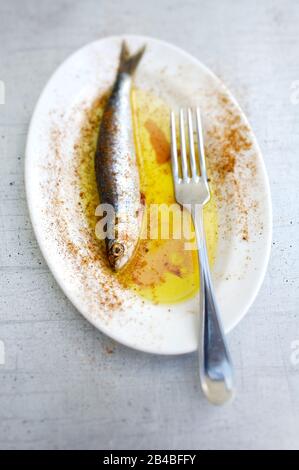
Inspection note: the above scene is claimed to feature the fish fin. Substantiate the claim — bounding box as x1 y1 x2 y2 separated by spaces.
118 41 146 75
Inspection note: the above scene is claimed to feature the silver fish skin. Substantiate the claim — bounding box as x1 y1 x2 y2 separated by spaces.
95 42 146 271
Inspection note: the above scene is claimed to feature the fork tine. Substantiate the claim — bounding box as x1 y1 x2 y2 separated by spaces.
179 109 189 180
187 108 198 179
170 111 180 182
196 107 208 180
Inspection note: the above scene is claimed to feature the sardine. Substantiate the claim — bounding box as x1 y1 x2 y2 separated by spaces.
95 41 146 271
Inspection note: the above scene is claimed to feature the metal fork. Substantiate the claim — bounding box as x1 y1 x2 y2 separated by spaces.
170 108 234 405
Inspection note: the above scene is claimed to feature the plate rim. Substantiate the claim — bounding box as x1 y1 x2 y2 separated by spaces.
25 34 272 355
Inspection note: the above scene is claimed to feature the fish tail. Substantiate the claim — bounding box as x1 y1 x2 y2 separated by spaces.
118 41 146 75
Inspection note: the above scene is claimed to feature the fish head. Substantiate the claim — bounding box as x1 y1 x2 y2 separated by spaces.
107 239 135 271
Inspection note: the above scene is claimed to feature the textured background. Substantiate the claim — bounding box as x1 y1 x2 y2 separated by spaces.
0 0 298 450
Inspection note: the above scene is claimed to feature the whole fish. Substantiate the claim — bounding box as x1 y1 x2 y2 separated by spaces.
95 41 146 271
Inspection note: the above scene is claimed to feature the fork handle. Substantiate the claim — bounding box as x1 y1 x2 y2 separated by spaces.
191 205 234 405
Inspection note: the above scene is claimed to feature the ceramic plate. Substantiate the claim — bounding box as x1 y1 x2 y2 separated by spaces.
25 35 272 354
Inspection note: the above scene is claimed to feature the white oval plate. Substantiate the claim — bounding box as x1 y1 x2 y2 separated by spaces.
25 35 272 355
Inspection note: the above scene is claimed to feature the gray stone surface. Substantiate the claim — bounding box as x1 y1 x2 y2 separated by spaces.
0 0 298 450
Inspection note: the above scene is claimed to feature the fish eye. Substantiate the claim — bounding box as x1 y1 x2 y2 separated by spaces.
110 243 124 258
